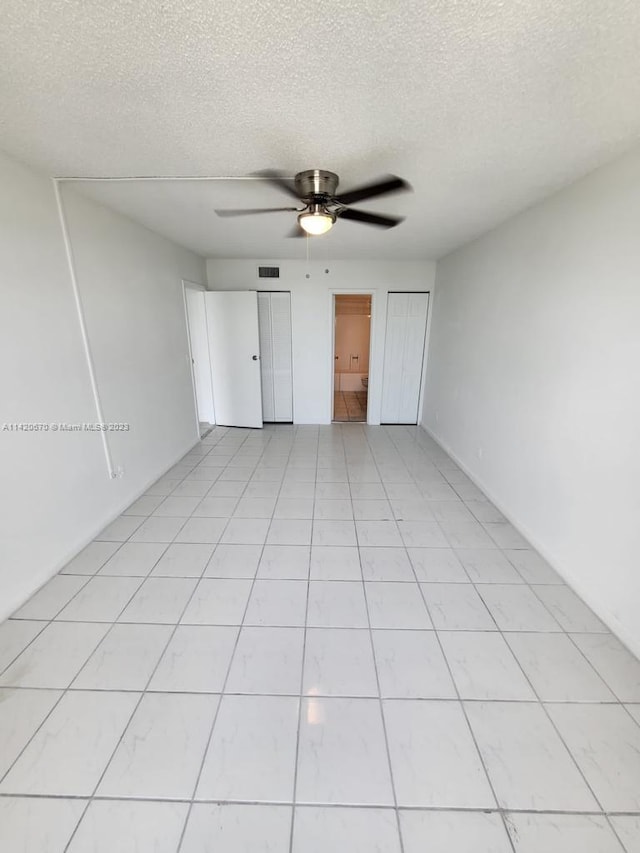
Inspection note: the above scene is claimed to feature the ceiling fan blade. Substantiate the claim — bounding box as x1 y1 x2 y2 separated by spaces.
215 207 299 217
252 169 300 199
335 175 410 206
337 208 404 228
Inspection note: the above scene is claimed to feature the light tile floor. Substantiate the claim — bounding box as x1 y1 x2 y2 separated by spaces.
1 424 640 852
333 390 368 422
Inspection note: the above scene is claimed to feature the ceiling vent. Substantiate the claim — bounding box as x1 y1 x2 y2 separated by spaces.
258 266 280 279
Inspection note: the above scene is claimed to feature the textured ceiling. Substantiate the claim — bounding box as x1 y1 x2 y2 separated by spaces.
1 0 640 259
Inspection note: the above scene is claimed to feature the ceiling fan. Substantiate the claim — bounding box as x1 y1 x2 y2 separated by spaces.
215 169 412 236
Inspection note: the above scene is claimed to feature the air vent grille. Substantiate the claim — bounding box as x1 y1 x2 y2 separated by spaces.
258 266 280 279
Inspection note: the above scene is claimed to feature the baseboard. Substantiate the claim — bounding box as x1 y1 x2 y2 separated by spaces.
1 435 202 623
421 421 640 660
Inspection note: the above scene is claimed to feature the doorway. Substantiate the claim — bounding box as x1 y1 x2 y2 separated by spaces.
333 294 372 422
183 282 215 432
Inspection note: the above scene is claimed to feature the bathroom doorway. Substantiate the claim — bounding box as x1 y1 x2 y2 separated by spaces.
332 294 372 422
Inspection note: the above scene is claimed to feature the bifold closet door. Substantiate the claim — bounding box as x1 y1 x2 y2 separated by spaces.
257 292 293 422
205 291 263 429
381 292 429 424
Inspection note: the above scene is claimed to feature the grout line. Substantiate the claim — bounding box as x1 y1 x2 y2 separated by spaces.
0 683 632 703
16 572 590 587
350 448 407 853
1 789 639 816
286 426 317 853
605 813 634 852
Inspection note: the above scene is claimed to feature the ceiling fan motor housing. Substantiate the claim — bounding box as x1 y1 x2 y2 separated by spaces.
295 169 339 201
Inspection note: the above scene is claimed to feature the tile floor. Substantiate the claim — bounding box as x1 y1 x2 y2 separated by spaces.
1 424 640 852
333 390 368 422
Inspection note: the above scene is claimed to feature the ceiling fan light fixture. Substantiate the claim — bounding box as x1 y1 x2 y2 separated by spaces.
298 204 335 236
215 169 411 235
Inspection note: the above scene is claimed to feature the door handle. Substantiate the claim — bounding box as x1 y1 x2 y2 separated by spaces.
252 355 260 361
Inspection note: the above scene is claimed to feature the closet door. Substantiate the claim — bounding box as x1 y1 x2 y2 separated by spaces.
257 292 293 422
205 291 263 428
381 292 429 424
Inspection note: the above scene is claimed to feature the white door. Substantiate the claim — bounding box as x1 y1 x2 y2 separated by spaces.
205 291 263 428
258 292 293 422
185 287 216 424
381 292 429 423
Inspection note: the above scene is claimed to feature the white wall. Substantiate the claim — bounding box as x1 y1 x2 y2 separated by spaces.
423 146 640 654
0 149 205 620
206 259 435 423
